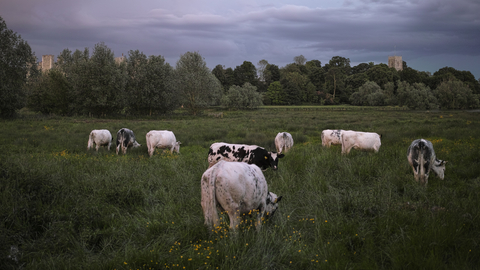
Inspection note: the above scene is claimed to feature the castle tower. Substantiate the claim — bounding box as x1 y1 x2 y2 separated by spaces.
41 55 55 71
388 56 403 71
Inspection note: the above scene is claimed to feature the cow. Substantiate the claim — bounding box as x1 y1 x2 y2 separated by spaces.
407 139 447 186
321 129 343 147
146 130 181 157
341 130 381 154
87 129 113 151
207 142 284 170
116 128 141 155
201 160 282 232
275 132 294 154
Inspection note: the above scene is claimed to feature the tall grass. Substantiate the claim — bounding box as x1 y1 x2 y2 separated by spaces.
1 109 479 269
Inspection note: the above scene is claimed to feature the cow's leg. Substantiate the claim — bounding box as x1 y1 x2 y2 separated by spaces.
228 210 241 231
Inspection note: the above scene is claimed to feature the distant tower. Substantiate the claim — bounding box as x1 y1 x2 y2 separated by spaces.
115 53 126 65
41 55 54 71
388 55 403 71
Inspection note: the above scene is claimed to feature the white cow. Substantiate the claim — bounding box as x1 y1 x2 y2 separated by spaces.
407 139 447 186
201 161 282 232
146 130 181 157
275 132 294 154
87 129 112 151
321 129 343 147
341 130 381 154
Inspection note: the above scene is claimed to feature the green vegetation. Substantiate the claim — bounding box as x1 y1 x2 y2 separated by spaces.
1 108 480 269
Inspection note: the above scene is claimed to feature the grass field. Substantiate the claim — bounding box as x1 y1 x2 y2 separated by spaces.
1 108 480 269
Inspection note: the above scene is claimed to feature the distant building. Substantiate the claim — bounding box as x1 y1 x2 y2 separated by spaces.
115 54 126 65
38 55 55 72
388 56 403 71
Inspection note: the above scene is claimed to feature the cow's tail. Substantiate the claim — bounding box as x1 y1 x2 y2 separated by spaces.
201 165 219 231
87 132 94 150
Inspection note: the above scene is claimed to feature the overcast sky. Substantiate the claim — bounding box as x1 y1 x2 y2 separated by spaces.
2 0 479 79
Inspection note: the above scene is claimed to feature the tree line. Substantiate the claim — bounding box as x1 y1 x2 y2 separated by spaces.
1 16 479 117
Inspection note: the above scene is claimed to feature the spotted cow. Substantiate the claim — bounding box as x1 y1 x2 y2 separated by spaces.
201 160 282 232
116 128 141 155
275 132 294 154
207 142 284 170
407 139 447 186
321 129 344 147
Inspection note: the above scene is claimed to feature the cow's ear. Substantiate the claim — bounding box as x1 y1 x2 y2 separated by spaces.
275 196 282 203
278 154 285 158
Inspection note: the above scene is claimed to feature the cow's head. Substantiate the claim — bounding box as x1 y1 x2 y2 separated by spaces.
432 159 447 179
133 141 141 148
265 192 282 217
266 152 285 170
174 141 181 153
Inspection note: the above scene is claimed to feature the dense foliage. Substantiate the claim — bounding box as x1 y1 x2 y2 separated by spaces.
0 16 38 117
2 11 480 116
1 109 479 269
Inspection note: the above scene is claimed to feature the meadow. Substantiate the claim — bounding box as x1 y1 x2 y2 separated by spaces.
1 108 479 269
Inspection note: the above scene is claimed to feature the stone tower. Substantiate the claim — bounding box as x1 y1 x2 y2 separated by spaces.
41 55 55 71
388 56 403 71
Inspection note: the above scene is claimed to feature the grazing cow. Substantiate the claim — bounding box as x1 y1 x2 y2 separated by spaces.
146 130 181 157
321 129 344 147
407 139 447 186
207 142 284 170
116 128 141 155
201 160 282 232
87 129 113 151
275 132 294 154
341 130 381 154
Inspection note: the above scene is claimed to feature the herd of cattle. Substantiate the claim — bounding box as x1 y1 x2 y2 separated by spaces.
87 128 447 231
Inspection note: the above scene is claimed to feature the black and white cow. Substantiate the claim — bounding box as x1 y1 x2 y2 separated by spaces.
275 132 294 154
207 142 284 170
321 129 344 147
407 139 447 186
116 128 141 155
201 160 282 232
87 129 113 151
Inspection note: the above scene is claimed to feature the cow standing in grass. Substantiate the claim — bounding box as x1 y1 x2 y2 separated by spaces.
146 130 181 157
207 142 284 170
87 129 113 151
275 132 294 154
201 161 282 232
321 129 344 147
116 128 141 155
407 139 447 186
341 130 382 154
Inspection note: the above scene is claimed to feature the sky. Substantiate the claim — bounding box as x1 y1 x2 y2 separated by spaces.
1 0 479 79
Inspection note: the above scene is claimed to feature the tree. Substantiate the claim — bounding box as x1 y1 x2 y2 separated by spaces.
27 69 72 115
221 83 263 110
264 64 280 87
324 56 351 103
233 61 258 87
0 16 38 117
257 59 269 82
84 42 127 116
175 51 222 115
397 81 438 110
366 63 399 88
294 55 307 65
349 81 384 106
126 50 177 115
266 81 286 105
434 80 479 109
